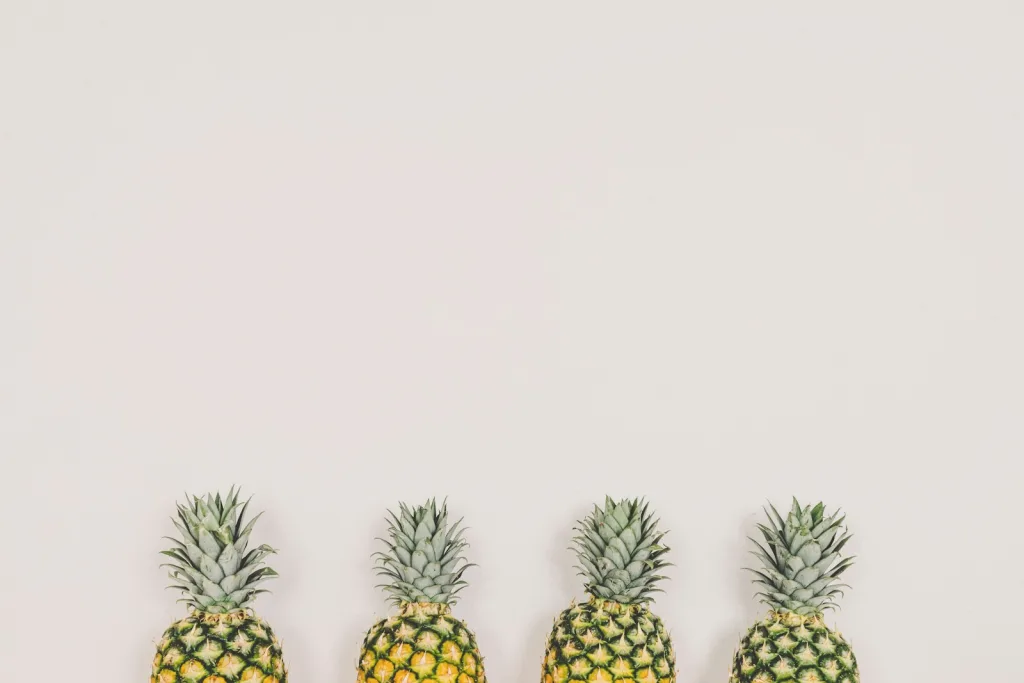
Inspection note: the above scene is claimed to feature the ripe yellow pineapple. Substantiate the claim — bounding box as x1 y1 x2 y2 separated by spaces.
152 487 287 683
357 500 486 683
542 497 676 683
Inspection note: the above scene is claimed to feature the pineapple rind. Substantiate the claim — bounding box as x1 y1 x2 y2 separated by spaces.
729 612 858 683
151 611 286 683
542 599 676 683
358 603 485 683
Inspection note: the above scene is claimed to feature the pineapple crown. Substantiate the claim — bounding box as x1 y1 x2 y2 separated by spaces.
572 496 671 605
374 498 473 607
747 497 855 616
160 486 278 614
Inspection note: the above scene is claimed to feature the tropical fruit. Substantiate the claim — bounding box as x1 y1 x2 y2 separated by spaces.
729 497 859 683
542 497 676 683
357 499 486 683
152 487 287 683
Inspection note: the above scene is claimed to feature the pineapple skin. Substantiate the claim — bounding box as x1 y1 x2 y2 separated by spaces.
151 611 287 683
357 602 485 683
729 612 858 683
542 599 676 683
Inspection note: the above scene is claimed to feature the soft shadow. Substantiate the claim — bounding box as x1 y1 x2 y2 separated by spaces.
696 631 738 683
339 622 373 683
515 613 556 683
695 512 760 683
555 502 590 598
339 517 390 682
514 503 589 683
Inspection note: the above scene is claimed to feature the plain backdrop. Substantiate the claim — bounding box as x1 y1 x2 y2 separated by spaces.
1 3 1022 682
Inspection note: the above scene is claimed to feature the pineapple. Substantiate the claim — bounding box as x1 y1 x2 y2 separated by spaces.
357 500 486 683
152 488 287 683
730 498 859 683
542 497 676 683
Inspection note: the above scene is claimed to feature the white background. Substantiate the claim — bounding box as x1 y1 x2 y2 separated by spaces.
1 3 1022 682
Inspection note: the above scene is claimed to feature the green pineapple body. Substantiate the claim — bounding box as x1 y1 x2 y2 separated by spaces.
542 498 676 683
152 611 286 683
730 612 858 683
358 602 485 683
732 498 860 683
543 599 675 683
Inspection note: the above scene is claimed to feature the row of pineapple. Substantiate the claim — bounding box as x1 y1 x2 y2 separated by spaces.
152 490 860 683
